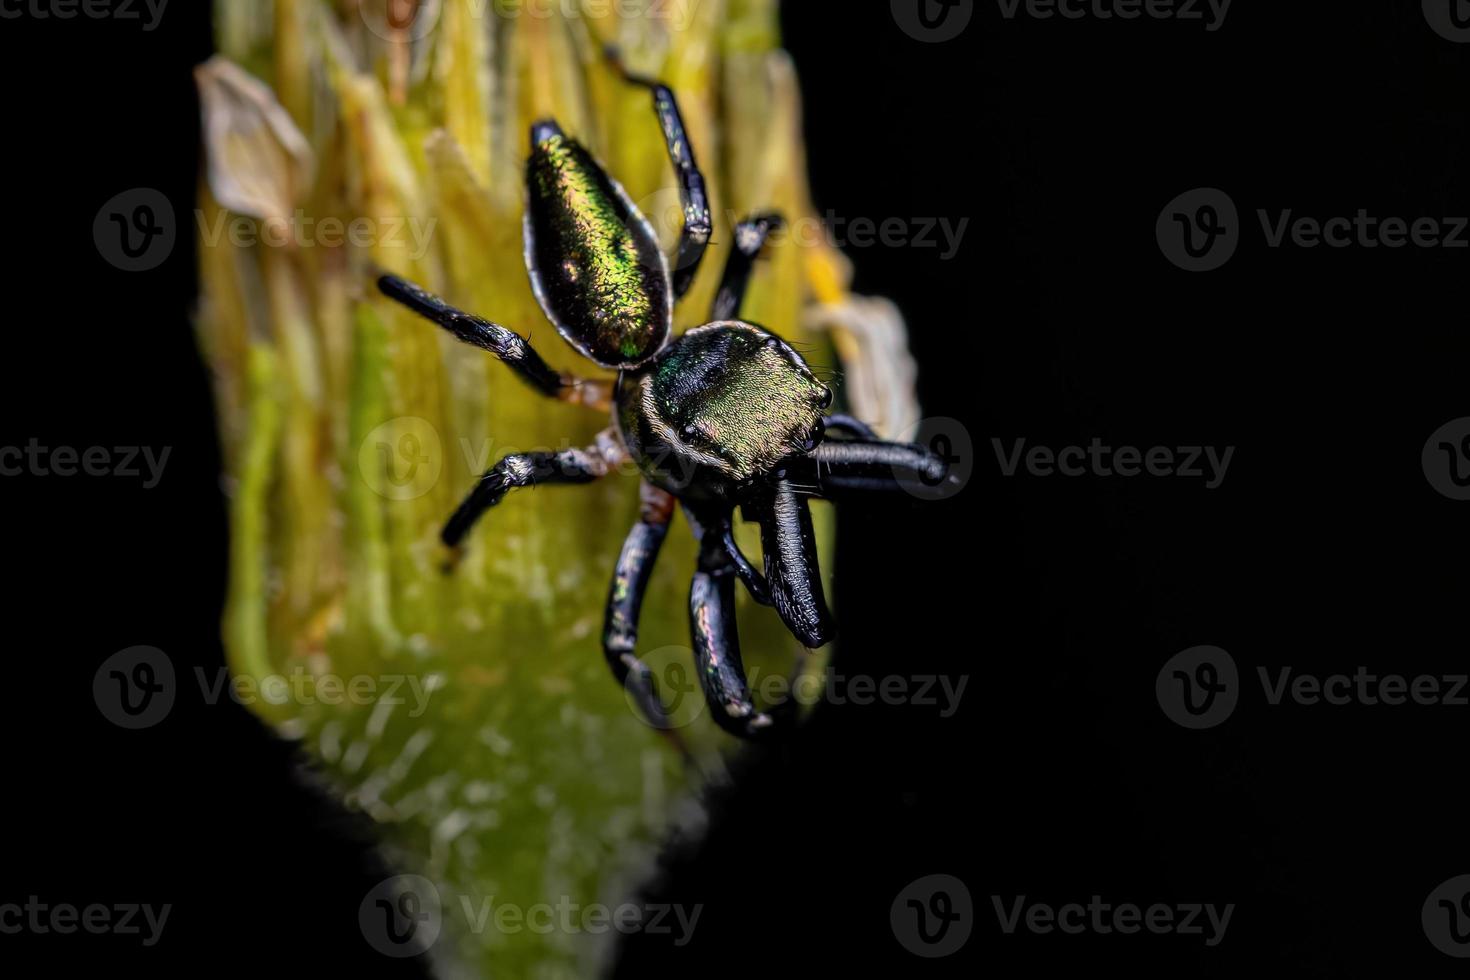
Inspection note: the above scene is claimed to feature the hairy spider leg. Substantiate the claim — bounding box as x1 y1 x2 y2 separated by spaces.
685 507 785 739
719 519 772 605
798 437 954 497
711 212 785 322
603 483 696 753
820 414 879 440
440 430 625 561
605 45 713 299
377 274 611 410
748 478 836 649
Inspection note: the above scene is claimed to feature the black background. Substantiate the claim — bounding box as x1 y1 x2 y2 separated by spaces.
4 1 1469 975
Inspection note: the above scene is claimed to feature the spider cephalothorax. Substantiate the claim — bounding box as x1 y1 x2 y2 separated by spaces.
618 321 831 503
378 49 950 741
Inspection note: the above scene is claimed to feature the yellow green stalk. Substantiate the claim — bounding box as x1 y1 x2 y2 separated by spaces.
195 1 920 974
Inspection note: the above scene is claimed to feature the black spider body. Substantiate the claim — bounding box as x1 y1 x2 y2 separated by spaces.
617 322 831 505
377 50 948 741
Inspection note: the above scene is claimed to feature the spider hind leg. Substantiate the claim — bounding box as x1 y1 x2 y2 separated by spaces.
605 45 713 299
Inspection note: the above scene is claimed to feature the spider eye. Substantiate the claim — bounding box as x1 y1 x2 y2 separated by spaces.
815 385 833 409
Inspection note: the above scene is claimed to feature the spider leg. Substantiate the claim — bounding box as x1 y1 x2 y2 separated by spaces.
821 414 879 440
604 45 712 299
377 275 611 411
710 212 784 322
719 518 772 605
603 483 693 753
441 429 624 559
796 437 955 497
685 508 780 739
747 478 836 649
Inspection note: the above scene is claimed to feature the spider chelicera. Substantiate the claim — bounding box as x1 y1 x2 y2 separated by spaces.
377 48 950 741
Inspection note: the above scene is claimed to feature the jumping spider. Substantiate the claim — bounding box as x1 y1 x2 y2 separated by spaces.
378 49 949 740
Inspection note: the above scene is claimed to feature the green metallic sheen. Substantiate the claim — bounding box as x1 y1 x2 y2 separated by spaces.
616 322 831 502
524 131 671 368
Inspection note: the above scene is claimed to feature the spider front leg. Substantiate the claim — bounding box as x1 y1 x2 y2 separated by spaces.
441 429 624 561
744 478 836 649
820 414 878 440
685 508 782 739
377 274 611 410
605 46 712 299
797 437 955 497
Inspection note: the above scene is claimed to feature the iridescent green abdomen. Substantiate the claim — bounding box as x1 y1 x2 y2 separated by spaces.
616 321 832 501
524 123 671 368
